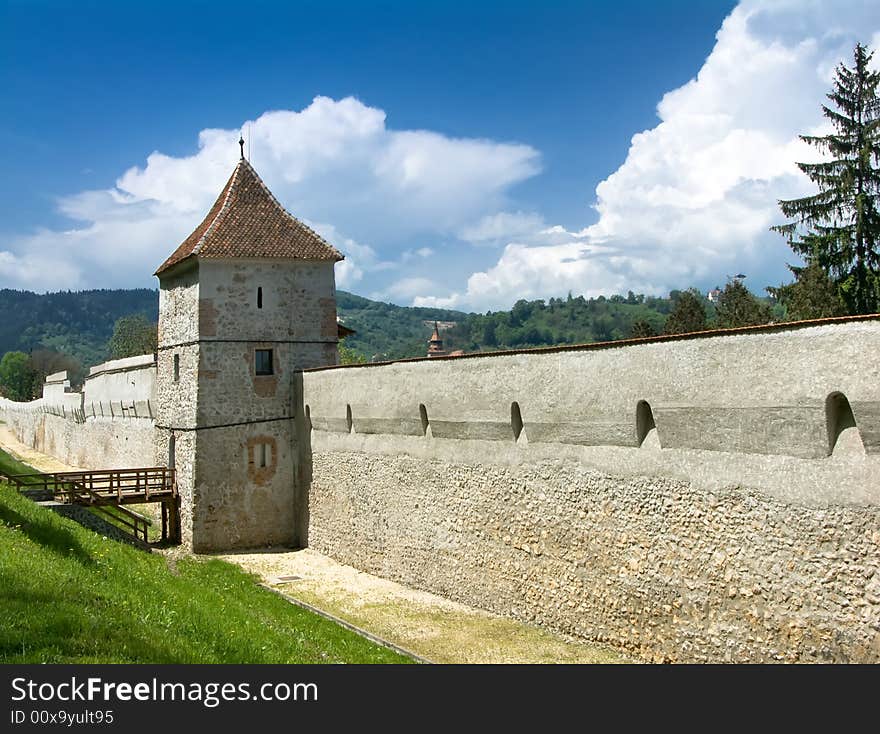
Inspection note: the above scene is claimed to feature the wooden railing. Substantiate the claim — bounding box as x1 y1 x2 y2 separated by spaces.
1 467 175 502
0 466 179 543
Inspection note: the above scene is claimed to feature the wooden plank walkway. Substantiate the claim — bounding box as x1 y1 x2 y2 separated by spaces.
0 467 179 543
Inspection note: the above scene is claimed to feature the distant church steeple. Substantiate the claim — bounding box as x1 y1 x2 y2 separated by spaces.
428 322 447 358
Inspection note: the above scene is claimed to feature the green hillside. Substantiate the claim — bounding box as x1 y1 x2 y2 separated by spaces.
0 448 408 663
0 286 779 369
335 290 467 360
445 292 683 352
0 288 158 368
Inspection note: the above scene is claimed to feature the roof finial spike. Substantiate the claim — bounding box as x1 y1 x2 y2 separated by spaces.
239 134 245 160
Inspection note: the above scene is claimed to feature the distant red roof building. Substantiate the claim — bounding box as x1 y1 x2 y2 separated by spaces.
155 157 343 276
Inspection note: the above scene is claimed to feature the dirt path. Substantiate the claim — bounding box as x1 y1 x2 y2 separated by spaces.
219 548 631 664
0 425 83 473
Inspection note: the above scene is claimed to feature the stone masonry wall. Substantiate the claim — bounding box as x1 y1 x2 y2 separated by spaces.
308 444 880 663
0 400 155 469
302 319 880 662
156 258 337 551
0 355 160 470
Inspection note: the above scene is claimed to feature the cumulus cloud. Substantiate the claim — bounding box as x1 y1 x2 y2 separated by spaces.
415 0 880 311
458 211 546 246
371 276 445 303
1 96 540 291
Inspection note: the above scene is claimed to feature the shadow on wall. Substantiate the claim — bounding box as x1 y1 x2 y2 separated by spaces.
303 391 872 459
511 401 525 443
293 372 312 548
826 392 865 457
637 400 660 449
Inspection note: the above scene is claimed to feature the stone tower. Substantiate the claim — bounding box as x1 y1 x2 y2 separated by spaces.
154 153 343 552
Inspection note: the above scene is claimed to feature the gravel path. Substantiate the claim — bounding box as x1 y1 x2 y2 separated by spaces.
219 548 631 664
0 426 83 473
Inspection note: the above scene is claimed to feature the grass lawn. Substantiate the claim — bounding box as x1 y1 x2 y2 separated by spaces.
0 445 49 483
0 450 409 663
0 445 162 542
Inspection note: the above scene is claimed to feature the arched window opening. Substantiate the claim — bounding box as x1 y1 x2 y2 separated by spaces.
511 401 524 442
637 400 659 448
258 442 270 468
826 392 864 456
257 287 263 309
419 404 429 436
346 404 353 433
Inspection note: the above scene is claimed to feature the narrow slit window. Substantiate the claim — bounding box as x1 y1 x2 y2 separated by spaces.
255 349 274 376
258 443 268 468
346 404 353 433
173 353 180 382
257 287 263 309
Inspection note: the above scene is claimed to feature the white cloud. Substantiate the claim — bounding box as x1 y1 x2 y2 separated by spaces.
1 96 540 291
458 211 546 245
371 277 440 303
400 246 435 263
416 0 880 311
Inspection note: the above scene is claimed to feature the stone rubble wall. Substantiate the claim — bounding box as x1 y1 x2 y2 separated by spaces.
0 353 158 470
301 319 880 662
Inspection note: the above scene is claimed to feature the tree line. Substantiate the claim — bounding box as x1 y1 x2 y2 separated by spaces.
0 315 157 402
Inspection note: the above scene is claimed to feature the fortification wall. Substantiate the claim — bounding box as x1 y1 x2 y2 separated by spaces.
300 319 880 663
0 399 155 469
0 354 158 470
41 371 82 409
83 354 157 411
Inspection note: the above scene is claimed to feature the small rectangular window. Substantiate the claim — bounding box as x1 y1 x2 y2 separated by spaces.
257 287 263 309
255 349 273 376
173 354 180 382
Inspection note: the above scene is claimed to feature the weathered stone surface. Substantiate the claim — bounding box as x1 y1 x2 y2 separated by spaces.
3 309 879 662
307 447 880 663
157 257 338 552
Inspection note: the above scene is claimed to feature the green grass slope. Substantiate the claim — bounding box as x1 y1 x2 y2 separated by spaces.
0 456 408 663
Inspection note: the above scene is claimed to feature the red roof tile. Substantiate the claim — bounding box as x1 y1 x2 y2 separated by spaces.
155 158 343 276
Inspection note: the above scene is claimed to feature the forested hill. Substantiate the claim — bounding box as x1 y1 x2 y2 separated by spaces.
440 292 692 356
335 291 467 360
0 286 728 368
0 289 158 368
0 288 467 367
336 291 697 360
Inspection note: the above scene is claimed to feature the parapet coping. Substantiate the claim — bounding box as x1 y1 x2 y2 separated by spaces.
86 353 157 379
303 313 880 373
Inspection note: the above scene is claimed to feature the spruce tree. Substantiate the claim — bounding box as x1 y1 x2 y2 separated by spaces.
715 280 772 328
767 256 846 321
773 43 880 314
629 319 657 338
664 290 708 334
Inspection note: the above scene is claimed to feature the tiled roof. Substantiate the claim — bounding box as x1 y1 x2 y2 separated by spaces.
155 158 343 276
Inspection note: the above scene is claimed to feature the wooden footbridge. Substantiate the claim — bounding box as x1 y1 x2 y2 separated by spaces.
0 467 179 543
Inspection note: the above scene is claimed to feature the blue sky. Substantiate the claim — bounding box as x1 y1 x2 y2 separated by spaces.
1 0 879 311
